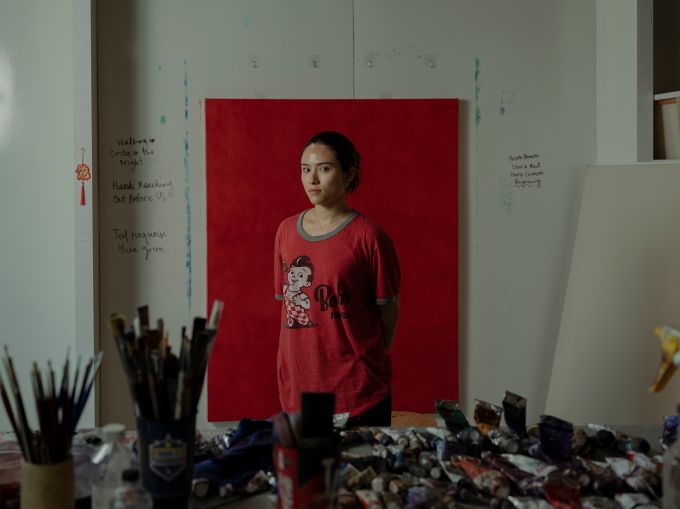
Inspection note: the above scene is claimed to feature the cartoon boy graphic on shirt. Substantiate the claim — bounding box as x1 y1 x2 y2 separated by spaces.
283 255 315 328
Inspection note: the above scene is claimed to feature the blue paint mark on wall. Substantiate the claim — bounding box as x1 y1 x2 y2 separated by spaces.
474 58 481 126
183 60 192 310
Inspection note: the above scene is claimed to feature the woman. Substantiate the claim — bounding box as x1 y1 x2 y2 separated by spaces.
274 131 400 426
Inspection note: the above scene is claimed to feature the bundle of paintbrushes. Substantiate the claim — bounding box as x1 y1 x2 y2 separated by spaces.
0 346 103 464
108 300 223 421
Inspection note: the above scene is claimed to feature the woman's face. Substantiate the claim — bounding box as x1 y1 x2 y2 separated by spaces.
300 143 353 207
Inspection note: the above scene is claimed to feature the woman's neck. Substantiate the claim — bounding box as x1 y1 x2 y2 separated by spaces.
311 202 352 228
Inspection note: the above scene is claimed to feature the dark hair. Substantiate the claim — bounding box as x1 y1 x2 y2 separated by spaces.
303 131 362 193
290 255 314 283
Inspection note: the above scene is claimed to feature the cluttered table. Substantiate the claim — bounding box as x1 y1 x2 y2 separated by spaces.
0 414 669 509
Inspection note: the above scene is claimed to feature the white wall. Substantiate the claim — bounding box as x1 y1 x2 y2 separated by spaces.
596 0 652 163
0 0 88 430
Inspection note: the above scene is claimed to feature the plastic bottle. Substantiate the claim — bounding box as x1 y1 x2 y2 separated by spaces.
91 423 138 509
110 469 153 509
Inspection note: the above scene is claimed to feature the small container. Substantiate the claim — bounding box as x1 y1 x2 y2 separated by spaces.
20 457 74 509
91 423 138 509
110 469 153 509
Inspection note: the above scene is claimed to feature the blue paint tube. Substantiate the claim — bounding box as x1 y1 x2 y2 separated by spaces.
538 415 573 463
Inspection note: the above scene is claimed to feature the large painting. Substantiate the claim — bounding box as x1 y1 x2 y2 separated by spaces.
206 99 458 421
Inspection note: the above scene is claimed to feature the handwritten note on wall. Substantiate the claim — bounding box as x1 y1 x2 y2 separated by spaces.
508 153 544 189
107 136 171 262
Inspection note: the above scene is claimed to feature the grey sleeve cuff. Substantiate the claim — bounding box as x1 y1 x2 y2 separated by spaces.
376 295 399 306
275 294 284 301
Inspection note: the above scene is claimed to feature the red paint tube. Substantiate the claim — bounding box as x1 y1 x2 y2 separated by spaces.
451 455 510 499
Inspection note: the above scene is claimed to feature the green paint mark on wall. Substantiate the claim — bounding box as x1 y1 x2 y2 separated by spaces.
161 115 166 125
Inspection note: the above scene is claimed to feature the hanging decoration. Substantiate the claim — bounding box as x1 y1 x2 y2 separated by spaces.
75 147 91 206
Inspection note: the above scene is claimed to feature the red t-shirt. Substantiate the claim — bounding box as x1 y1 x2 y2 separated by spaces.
274 210 401 416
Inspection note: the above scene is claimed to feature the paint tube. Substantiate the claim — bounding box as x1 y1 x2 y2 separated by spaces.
438 459 476 496
502 392 528 438
374 430 395 447
371 473 394 494
407 461 427 478
334 412 350 429
343 453 386 474
382 492 404 509
606 457 659 497
559 465 590 491
571 428 588 454
373 444 388 458
217 482 234 498
355 489 383 509
587 423 650 455
407 486 430 506
500 454 558 477
580 496 621 509
379 428 403 443
419 451 437 471
662 415 679 449
542 473 583 509
457 426 482 443
435 400 471 434
474 400 503 436
430 466 443 479
626 451 660 474
578 458 625 498
388 476 415 496
338 488 360 509
451 455 511 498
621 437 652 455
488 428 521 454
191 478 210 499
506 496 554 509
385 445 406 470
539 415 573 463
615 493 660 509
481 452 533 485
347 467 377 490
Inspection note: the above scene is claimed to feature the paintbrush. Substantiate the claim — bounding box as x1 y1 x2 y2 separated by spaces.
3 346 34 462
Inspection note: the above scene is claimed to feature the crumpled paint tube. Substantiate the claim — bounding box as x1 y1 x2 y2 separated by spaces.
502 391 528 438
580 496 620 509
355 489 382 509
606 457 659 498
481 452 533 485
451 455 511 499
578 458 625 498
662 415 679 449
436 400 471 434
488 428 521 454
475 399 504 436
615 493 660 509
506 495 554 509
542 474 583 509
500 454 558 478
539 415 573 463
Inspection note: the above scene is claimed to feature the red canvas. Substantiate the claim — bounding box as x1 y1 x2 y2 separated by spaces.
206 99 458 421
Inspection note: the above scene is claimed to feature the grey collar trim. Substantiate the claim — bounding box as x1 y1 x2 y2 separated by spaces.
296 209 359 241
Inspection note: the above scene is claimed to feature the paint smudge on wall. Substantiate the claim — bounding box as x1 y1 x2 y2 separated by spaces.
500 89 515 116
474 58 481 127
243 16 255 30
183 60 192 310
499 177 513 216
160 115 166 125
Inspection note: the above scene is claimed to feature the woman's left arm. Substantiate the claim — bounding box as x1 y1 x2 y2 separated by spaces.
380 301 400 352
